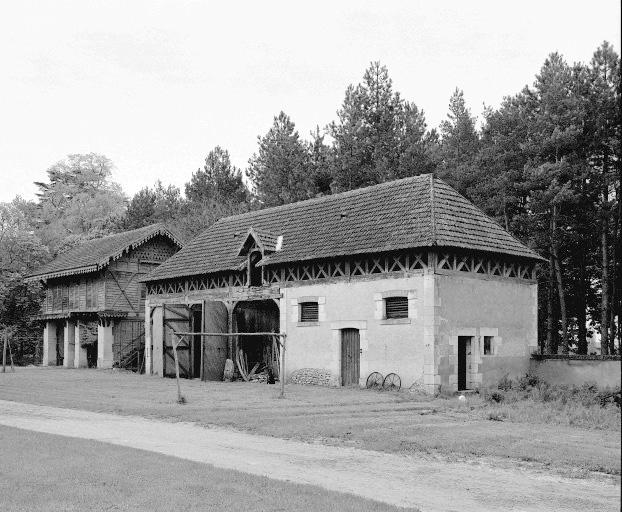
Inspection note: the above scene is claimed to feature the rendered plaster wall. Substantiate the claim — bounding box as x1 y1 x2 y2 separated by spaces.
529 359 621 388
282 275 426 388
435 273 538 393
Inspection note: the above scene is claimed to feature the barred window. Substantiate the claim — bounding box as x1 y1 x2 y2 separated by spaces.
299 302 319 322
385 296 408 319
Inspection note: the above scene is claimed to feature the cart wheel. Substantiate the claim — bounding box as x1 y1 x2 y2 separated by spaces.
366 372 384 389
383 373 401 391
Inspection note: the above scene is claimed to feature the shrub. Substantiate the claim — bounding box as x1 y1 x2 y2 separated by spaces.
486 390 505 403
517 373 541 391
497 374 513 391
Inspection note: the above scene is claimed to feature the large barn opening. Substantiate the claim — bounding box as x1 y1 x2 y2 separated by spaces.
233 300 280 380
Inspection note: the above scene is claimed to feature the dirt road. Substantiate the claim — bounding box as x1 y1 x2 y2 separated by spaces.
0 399 618 512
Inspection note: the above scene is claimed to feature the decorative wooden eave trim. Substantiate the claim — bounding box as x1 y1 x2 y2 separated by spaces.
100 226 184 267
97 310 129 319
25 265 99 283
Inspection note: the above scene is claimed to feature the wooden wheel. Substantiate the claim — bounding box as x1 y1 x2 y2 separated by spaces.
382 373 401 391
366 372 384 389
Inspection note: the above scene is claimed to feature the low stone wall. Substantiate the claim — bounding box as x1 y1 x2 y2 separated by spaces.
529 355 621 389
289 368 339 387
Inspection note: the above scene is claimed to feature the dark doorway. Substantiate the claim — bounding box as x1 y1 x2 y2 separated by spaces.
341 328 360 386
55 321 64 366
249 250 262 286
458 336 471 391
233 300 280 376
191 305 202 378
86 338 98 368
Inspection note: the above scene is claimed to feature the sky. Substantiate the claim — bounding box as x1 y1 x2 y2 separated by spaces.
0 0 620 203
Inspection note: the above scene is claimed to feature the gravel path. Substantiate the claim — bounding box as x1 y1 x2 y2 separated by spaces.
0 399 619 512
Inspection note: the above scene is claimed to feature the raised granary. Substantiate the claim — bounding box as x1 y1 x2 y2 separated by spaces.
142 175 543 393
27 224 182 371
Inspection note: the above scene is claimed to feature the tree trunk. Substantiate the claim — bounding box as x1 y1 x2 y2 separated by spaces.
551 205 568 354
546 255 556 354
577 246 588 354
609 199 618 354
553 253 568 354
601 185 610 355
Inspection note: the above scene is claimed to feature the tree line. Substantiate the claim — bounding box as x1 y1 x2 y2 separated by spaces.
1 42 619 358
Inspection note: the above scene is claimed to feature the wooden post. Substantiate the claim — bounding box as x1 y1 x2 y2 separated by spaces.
172 333 184 404
200 301 205 381
280 333 286 399
2 331 6 373
7 334 15 372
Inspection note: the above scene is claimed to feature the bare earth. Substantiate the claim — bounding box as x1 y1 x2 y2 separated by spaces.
0 399 618 512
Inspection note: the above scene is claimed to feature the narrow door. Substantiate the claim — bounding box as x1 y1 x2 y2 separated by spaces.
341 328 360 386
457 336 469 391
202 301 229 381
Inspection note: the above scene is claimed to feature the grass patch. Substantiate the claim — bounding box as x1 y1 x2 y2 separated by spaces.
0 425 414 512
478 376 621 431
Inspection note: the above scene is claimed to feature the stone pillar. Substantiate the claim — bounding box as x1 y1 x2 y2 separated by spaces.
97 319 114 369
42 321 57 366
422 273 440 394
74 321 88 368
145 300 152 375
63 320 75 368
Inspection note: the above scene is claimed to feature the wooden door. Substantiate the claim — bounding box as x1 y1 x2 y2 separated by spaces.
341 328 360 386
202 301 229 381
163 304 192 378
458 336 469 391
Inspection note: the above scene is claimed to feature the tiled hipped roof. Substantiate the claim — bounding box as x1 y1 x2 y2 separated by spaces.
27 224 183 281
143 175 542 283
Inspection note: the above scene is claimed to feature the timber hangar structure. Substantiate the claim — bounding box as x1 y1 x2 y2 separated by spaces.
27 224 182 371
143 175 543 393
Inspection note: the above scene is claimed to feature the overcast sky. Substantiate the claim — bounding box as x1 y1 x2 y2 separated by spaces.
0 0 620 203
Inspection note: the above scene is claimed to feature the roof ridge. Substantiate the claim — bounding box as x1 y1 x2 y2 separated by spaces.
217 174 433 224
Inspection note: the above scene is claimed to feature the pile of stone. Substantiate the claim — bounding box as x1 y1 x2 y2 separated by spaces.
290 368 338 387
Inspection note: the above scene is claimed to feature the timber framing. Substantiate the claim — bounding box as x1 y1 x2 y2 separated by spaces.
146 248 537 299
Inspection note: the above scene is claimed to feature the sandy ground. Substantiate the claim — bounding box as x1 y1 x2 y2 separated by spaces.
0 399 619 512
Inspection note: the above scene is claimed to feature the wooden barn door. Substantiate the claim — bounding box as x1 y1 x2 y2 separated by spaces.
202 301 229 381
341 328 360 386
163 304 192 378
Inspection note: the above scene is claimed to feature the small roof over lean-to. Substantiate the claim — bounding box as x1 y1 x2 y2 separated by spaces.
143 175 542 283
27 223 183 281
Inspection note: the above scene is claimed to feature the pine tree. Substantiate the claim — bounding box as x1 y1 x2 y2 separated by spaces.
247 112 315 207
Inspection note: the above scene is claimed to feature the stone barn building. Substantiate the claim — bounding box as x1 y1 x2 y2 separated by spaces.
142 175 542 393
27 224 182 371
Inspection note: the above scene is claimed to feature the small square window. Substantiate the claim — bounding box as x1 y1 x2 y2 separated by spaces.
385 296 408 319
484 336 493 355
300 302 319 322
